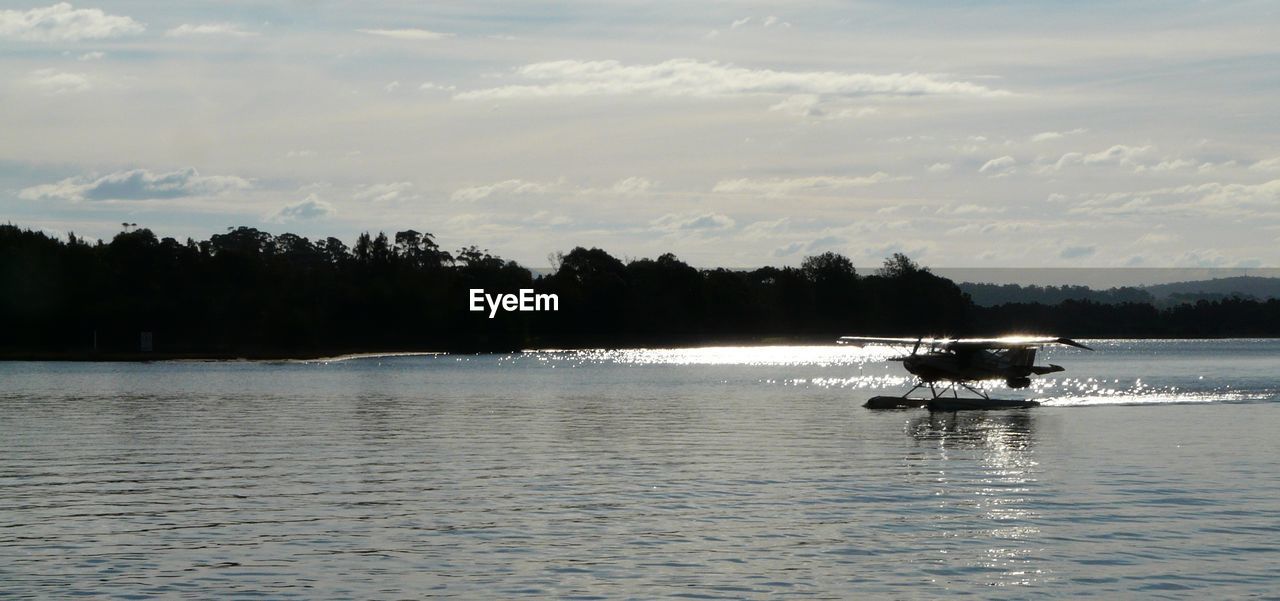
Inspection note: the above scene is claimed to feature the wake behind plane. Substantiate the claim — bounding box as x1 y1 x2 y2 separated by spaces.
838 335 1093 410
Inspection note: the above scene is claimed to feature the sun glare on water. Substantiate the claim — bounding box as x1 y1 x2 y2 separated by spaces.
524 345 900 366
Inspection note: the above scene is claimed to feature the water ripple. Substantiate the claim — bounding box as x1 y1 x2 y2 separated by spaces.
2 342 1279 597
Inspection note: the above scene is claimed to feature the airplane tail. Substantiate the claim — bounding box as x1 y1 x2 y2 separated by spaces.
1029 364 1066 375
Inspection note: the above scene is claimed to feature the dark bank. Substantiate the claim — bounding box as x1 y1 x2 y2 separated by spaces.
4 223 1279 360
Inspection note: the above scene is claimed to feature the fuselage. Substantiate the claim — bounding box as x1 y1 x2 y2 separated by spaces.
901 347 1060 388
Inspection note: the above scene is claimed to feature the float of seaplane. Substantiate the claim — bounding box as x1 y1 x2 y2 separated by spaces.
838 335 1093 411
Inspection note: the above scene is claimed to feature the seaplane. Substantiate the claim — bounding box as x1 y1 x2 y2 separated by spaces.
838 335 1093 410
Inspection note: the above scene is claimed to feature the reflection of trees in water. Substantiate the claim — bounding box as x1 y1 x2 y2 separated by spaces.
905 411 1044 587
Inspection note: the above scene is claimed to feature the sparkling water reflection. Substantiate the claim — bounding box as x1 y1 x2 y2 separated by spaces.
2 340 1278 598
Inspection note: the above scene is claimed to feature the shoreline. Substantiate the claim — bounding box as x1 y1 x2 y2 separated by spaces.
4 336 1278 362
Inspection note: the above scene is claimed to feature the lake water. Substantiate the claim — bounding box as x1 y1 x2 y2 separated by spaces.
2 340 1279 598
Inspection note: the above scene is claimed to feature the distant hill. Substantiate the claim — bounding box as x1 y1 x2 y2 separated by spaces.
959 276 1280 307
1143 276 1280 301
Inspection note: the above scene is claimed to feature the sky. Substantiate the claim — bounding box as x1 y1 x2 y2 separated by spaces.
2 1 1279 270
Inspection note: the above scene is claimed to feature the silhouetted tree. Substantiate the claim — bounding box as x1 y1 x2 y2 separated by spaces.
625 253 704 340
802 252 860 330
878 252 926 278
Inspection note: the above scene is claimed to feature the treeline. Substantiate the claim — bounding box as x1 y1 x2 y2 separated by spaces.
959 280 1276 307
2 224 1279 358
959 282 1156 307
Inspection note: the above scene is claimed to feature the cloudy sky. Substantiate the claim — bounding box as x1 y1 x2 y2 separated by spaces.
2 1 1278 269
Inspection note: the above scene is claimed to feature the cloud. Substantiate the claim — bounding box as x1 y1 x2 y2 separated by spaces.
768 94 877 119
1250 157 1280 172
927 162 952 173
76 50 102 61
805 235 845 251
1197 179 1280 209
1053 144 1151 170
742 216 803 239
1168 251 1263 269
357 28 452 40
652 212 736 232
1070 194 1154 216
451 179 552 202
1070 179 1280 217
1197 160 1237 172
26 68 91 94
609 176 653 194
1059 245 1097 259
165 23 255 37
769 94 823 117
978 155 1017 176
354 182 414 202
1136 232 1176 245
772 241 806 257
712 172 893 196
267 194 335 222
1177 250 1228 267
19 167 251 201
743 217 914 246
729 15 790 30
1082 145 1151 165
1140 158 1196 172
523 210 572 228
455 59 1010 101
284 149 316 158
1030 128 1085 142
419 81 456 92
936 203 1002 215
946 221 1058 236
0 3 143 41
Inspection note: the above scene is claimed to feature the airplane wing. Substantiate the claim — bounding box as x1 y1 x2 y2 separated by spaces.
837 336 933 346
839 335 1092 350
945 337 1093 350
